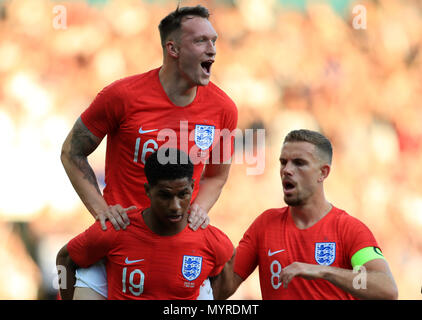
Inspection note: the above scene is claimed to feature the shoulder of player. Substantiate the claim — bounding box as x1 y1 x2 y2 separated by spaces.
204 81 237 110
116 209 148 236
82 220 121 245
92 209 144 233
256 207 287 224
101 68 158 96
196 224 231 245
200 224 226 236
240 208 286 237
330 206 371 230
89 216 146 248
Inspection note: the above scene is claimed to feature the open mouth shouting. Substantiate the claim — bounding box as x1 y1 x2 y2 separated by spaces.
282 179 297 195
200 60 214 76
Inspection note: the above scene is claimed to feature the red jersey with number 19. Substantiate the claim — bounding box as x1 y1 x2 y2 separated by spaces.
67 210 234 300
234 206 380 300
80 67 238 210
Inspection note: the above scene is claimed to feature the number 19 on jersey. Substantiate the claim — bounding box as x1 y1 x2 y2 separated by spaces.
122 267 145 296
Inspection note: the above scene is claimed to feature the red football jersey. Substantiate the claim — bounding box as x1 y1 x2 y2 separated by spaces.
81 67 238 209
234 206 380 300
67 210 234 300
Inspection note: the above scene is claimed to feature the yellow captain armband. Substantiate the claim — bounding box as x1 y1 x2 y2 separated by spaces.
351 247 386 268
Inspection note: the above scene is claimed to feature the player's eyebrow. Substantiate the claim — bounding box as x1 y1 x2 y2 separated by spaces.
158 185 190 193
292 158 308 165
177 188 190 196
279 157 308 164
195 34 218 41
157 189 173 196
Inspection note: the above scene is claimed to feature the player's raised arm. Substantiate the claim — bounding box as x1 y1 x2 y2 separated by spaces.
61 118 131 230
188 93 237 231
188 162 231 230
61 118 104 215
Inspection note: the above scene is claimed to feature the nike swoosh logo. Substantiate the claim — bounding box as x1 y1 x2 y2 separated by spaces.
268 249 285 256
125 257 144 264
139 127 158 134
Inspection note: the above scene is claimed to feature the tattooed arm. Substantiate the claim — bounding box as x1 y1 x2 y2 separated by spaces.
61 117 132 230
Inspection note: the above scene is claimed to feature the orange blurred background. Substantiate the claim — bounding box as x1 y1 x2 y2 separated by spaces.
0 0 421 299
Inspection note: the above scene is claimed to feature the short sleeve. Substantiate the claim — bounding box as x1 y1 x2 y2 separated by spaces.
205 227 234 277
67 221 118 268
339 214 380 264
80 81 126 139
210 98 238 164
233 216 260 280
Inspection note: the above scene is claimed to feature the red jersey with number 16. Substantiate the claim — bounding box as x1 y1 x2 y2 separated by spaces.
81 67 238 209
234 206 380 300
67 210 234 300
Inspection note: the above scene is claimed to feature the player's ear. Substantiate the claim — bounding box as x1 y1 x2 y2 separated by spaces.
166 40 179 58
318 164 331 182
144 183 151 198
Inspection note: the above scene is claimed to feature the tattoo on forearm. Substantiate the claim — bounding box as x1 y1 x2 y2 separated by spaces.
69 119 102 194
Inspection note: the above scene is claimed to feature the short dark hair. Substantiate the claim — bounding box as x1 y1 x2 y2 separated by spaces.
158 5 210 47
144 148 194 187
283 129 333 164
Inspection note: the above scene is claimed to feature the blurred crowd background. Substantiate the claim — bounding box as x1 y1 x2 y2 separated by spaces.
0 0 421 299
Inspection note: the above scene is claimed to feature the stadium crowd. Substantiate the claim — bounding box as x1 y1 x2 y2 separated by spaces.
0 0 421 299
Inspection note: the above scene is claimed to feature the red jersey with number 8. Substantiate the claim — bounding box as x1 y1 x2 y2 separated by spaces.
234 206 380 299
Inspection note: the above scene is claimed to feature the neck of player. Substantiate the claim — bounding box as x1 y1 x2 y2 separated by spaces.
289 195 333 230
159 65 197 107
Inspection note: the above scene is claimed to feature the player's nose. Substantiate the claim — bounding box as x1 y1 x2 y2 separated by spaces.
168 196 182 212
206 40 216 56
281 161 294 176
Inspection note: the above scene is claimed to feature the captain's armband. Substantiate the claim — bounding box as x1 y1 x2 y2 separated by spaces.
351 246 385 268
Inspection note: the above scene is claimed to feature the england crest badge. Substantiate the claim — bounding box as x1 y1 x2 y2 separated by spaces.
182 255 203 281
194 125 215 150
315 242 336 266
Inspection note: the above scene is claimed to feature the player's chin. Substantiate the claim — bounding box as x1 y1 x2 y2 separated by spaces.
284 195 303 207
196 76 210 86
196 69 211 85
